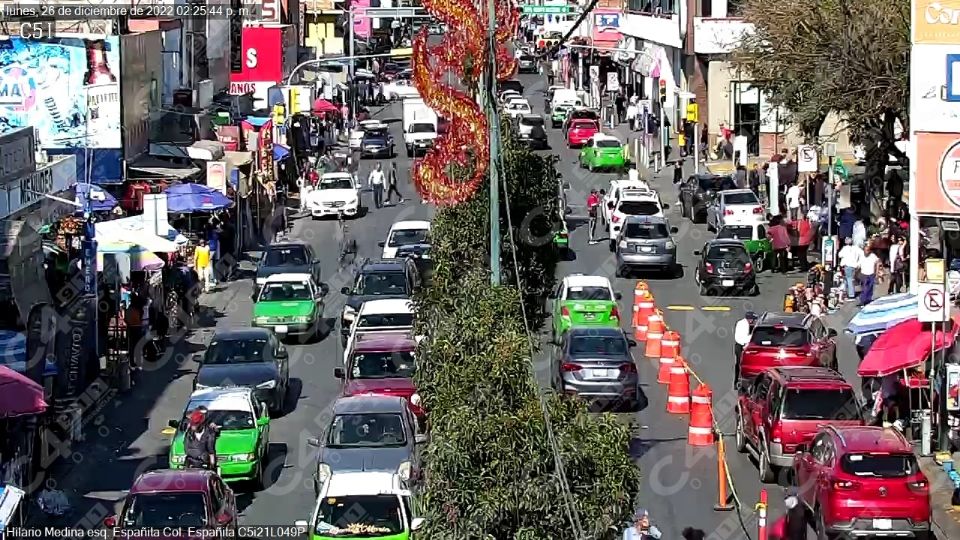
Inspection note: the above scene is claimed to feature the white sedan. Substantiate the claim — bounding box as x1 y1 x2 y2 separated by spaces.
381 79 420 101
305 172 361 218
505 100 532 118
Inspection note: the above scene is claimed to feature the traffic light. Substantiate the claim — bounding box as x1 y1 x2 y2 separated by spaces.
658 79 667 103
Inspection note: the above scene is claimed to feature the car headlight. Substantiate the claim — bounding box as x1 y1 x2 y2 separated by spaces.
665 241 676 250
256 316 269 324
410 393 422 406
347 198 359 207
257 380 277 390
317 463 332 484
296 316 310 323
231 453 254 461
397 461 412 482
194 383 210 391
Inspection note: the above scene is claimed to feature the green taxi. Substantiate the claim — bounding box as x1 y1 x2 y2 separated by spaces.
296 471 424 540
166 387 270 487
253 273 325 340
716 223 773 273
551 103 575 128
549 274 622 343
579 134 625 172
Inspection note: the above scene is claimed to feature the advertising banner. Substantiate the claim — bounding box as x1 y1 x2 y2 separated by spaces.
913 132 960 214
593 10 622 47
913 0 960 44
0 128 36 186
910 44 960 131
207 161 228 194
0 37 121 150
353 0 372 39
230 26 285 84
55 298 91 400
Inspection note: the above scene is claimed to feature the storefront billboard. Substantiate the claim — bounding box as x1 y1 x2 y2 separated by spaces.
0 36 121 150
913 0 960 44
910 44 960 132
914 132 960 214
230 26 286 84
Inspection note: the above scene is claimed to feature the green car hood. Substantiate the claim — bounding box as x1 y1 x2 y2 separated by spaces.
171 429 261 458
312 531 408 540
560 299 618 325
743 238 771 253
254 300 316 318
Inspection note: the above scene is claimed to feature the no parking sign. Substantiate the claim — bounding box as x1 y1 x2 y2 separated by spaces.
918 282 951 323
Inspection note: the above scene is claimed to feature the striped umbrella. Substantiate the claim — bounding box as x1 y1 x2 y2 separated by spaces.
845 292 918 336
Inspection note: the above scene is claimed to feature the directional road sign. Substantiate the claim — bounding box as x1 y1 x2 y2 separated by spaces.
918 282 951 323
522 5 574 14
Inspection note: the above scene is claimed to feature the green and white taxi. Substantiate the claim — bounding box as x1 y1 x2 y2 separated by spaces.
165 387 270 487
550 274 622 343
295 471 424 540
579 133 625 172
551 103 575 128
253 273 325 340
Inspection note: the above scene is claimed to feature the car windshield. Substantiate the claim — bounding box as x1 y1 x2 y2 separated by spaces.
314 495 403 537
410 123 434 134
571 121 596 130
750 326 810 347
570 335 627 356
183 409 256 430
364 129 389 139
509 103 530 110
357 313 414 328
205 338 270 364
388 229 429 247
841 453 919 478
566 286 611 301
520 55 535 62
717 226 754 240
780 388 860 420
320 178 354 190
555 106 572 114
357 272 408 295
122 493 207 528
259 282 312 301
327 413 407 447
351 351 416 379
624 223 669 239
263 247 308 267
706 245 750 264
724 192 760 205
596 139 621 148
521 117 544 126
618 201 661 216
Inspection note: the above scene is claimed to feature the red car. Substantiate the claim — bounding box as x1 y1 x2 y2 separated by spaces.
104 470 238 538
793 426 931 538
335 333 423 419
736 367 863 483
738 312 838 387
566 119 599 148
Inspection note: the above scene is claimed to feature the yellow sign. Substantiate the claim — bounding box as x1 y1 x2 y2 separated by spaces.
686 103 698 122
289 87 300 113
926 258 946 283
272 104 285 125
914 0 960 44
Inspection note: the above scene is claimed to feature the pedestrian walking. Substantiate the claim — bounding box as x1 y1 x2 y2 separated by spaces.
749 163 762 199
888 236 906 293
792 216 814 271
733 311 755 386
183 406 218 470
626 100 638 131
673 160 684 185
734 164 747 189
786 182 802 220
193 239 213 292
767 219 791 273
858 245 880 306
368 162 386 208
838 237 863 300
385 163 405 204
587 189 601 244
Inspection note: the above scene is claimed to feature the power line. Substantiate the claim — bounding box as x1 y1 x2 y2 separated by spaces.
546 0 602 57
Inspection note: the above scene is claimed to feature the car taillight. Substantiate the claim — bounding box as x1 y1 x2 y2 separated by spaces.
705 262 714 274
744 262 753 273
620 362 637 374
769 423 783 444
561 363 582 372
907 479 929 492
753 207 764 214
561 306 571 318
612 215 621 223
724 209 734 216
832 480 861 490
610 306 620 320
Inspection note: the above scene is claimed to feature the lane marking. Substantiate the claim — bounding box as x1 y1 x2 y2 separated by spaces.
664 305 733 312
701 306 732 312
666 305 695 311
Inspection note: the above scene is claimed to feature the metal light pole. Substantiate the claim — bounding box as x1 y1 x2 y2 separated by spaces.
486 0 500 285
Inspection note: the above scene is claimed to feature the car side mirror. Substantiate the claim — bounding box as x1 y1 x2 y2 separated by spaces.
661 203 670 209
257 417 269 427
415 433 429 444
693 250 701 256
627 339 637 347
341 286 351 295
614 292 622 300
320 283 330 296
193 354 203 364
334 367 345 379
411 517 425 531
670 227 679 233
828 328 838 338
168 419 180 429
563 183 571 190
378 241 386 248
307 437 321 447
104 515 118 528
313 258 321 264
277 348 288 359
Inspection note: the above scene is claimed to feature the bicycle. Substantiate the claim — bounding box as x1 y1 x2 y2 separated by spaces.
337 210 358 265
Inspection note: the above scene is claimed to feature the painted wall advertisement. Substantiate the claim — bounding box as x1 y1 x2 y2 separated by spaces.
121 31 163 161
909 44 960 131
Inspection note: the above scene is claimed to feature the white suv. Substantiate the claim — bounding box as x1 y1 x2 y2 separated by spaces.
607 189 666 251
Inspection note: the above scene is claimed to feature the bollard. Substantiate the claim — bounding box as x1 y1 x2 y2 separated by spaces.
714 436 735 511
757 488 768 540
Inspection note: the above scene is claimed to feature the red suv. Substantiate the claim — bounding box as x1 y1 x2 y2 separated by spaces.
738 312 838 387
793 426 931 538
335 333 423 419
566 119 599 147
736 367 863 483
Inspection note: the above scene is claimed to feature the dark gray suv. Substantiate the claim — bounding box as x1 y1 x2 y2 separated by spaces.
614 215 679 277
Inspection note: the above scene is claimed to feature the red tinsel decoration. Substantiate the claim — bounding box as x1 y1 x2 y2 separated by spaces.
412 0 520 205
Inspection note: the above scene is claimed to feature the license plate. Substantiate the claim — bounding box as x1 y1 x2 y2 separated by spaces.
275 325 289 334
589 369 613 379
722 280 735 287
640 246 653 253
872 519 892 530
583 313 596 321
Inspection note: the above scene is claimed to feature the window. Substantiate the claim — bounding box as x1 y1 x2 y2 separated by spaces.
706 245 750 264
314 495 403 536
618 201 661 216
263 247 308 267
842 453 919 478
595 139 622 148
205 338 270 364
183 408 255 430
781 388 860 421
728 0 745 17
565 286 612 301
570 335 628 356
357 312 415 329
624 223 669 239
319 177 354 190
750 326 810 347
717 226 753 240
753 374 771 400
259 282 312 302
723 192 759 205
357 272 409 296
628 0 675 15
410 123 435 134
327 413 407 447
351 351 416 379
389 229 429 247
122 493 207 528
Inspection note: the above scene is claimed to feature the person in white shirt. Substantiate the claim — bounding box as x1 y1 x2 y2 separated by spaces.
837 238 863 299
852 219 866 248
368 162 385 209
858 245 880 306
626 101 639 131
733 311 756 386
786 183 802 220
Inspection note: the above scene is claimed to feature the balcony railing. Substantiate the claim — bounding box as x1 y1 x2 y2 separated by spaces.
625 0 676 17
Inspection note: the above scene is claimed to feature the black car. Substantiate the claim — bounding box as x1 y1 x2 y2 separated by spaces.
693 239 758 296
255 243 320 293
517 115 548 149
678 174 737 223
360 127 395 158
498 79 524 95
518 54 538 73
194 328 290 415
340 258 421 345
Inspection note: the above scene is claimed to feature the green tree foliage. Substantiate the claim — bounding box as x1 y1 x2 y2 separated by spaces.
732 0 910 180
414 125 640 539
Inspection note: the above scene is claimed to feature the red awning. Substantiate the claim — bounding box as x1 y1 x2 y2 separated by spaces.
857 315 960 377
0 366 47 419
312 99 340 115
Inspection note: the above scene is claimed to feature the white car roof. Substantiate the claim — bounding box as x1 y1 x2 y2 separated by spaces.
323 472 410 497
263 273 313 284
591 133 621 143
320 172 354 182
187 387 255 413
390 220 431 231
359 298 414 315
564 274 612 289
359 120 383 127
620 189 660 202
721 189 758 198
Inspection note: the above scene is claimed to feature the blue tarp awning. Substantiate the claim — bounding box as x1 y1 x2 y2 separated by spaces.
273 144 291 162
164 183 233 213
846 292 918 336
244 116 272 128
75 183 118 213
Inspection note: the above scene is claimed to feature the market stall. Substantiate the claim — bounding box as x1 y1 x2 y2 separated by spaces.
0 366 47 494
74 183 119 214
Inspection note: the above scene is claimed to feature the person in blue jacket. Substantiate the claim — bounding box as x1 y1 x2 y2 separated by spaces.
838 206 857 245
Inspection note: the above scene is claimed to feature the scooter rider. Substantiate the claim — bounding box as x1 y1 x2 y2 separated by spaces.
183 406 218 470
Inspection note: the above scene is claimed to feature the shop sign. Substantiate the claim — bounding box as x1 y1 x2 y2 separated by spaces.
229 27 285 84
914 132 960 213
207 161 227 194
914 0 960 44
0 128 36 186
947 364 960 411
910 44 960 131
4 157 77 219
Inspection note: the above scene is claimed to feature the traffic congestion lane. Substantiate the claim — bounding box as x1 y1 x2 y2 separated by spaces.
39 98 433 531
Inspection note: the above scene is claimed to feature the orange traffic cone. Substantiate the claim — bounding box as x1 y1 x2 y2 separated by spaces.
644 311 665 358
632 289 650 328
688 384 715 446
666 364 691 414
636 294 655 330
658 331 681 384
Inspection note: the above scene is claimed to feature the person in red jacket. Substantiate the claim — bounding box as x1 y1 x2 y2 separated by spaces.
767 217 792 273
791 216 816 271
587 189 601 244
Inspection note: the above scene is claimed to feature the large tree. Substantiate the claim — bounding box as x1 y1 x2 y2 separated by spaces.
733 0 910 184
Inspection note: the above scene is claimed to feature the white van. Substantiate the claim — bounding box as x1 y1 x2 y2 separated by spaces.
551 88 581 110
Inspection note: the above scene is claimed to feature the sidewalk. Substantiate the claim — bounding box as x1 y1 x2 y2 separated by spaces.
921 456 960 539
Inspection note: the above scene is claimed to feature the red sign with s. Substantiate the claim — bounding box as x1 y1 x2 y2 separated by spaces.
229 26 284 83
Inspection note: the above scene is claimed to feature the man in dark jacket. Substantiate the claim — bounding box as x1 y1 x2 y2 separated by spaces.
183 406 218 470
838 206 857 245
783 488 807 540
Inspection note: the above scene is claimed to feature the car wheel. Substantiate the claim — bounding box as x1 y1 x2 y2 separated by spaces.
699 281 709 296
679 200 688 220
735 412 747 453
253 457 266 490
759 442 776 483
608 239 616 252
406 148 413 158
755 254 765 273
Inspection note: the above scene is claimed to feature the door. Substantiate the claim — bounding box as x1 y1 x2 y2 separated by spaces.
749 374 771 444
808 320 830 366
797 433 828 503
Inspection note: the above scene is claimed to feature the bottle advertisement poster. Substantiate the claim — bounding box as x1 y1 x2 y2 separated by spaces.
0 37 122 150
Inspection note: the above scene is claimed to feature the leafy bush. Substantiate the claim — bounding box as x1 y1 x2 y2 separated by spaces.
414 127 640 539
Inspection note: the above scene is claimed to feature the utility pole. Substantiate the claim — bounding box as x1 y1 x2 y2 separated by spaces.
486 0 500 285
